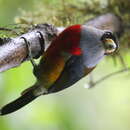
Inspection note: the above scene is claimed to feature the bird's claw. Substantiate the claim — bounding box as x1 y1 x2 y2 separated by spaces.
20 37 37 69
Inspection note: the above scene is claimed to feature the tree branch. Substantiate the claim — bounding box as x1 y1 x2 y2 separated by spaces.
0 24 58 72
88 67 130 88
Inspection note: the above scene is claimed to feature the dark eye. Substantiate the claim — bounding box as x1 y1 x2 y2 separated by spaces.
101 32 113 41
105 32 112 38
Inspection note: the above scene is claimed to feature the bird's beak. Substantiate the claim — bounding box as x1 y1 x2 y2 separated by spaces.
104 38 119 55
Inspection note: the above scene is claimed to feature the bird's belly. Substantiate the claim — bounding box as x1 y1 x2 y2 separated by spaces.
48 56 93 93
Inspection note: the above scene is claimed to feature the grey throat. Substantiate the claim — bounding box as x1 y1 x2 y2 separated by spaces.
80 25 106 68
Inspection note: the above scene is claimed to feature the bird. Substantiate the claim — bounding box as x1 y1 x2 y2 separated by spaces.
0 24 119 115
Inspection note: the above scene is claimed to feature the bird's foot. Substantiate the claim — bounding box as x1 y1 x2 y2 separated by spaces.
20 37 38 69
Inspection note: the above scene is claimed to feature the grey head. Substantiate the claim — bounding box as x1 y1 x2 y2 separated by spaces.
80 25 118 68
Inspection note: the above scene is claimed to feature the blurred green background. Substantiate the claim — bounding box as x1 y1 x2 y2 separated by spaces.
0 0 130 130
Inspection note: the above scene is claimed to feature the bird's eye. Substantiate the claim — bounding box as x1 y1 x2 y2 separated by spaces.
105 32 112 37
101 32 113 40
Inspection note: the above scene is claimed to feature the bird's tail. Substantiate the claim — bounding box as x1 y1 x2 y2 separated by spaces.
0 84 44 116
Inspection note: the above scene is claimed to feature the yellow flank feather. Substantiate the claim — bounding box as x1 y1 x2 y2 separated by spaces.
39 55 66 89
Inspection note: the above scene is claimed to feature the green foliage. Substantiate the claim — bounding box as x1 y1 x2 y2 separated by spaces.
14 0 85 26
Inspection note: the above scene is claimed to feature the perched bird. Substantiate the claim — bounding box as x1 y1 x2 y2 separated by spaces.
0 24 118 115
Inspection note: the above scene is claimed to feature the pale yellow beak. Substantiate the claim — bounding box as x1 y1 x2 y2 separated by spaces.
104 38 118 55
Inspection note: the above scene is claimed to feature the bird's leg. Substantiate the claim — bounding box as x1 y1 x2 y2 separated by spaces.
36 31 45 57
20 32 45 78
20 37 37 68
20 37 39 96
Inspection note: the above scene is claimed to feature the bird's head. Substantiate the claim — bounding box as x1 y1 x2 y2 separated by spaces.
59 25 118 57
79 25 119 68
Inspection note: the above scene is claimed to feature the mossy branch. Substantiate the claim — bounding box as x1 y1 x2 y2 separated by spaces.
0 24 58 72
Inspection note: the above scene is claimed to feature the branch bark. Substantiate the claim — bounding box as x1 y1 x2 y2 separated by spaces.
0 13 124 72
0 24 58 72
